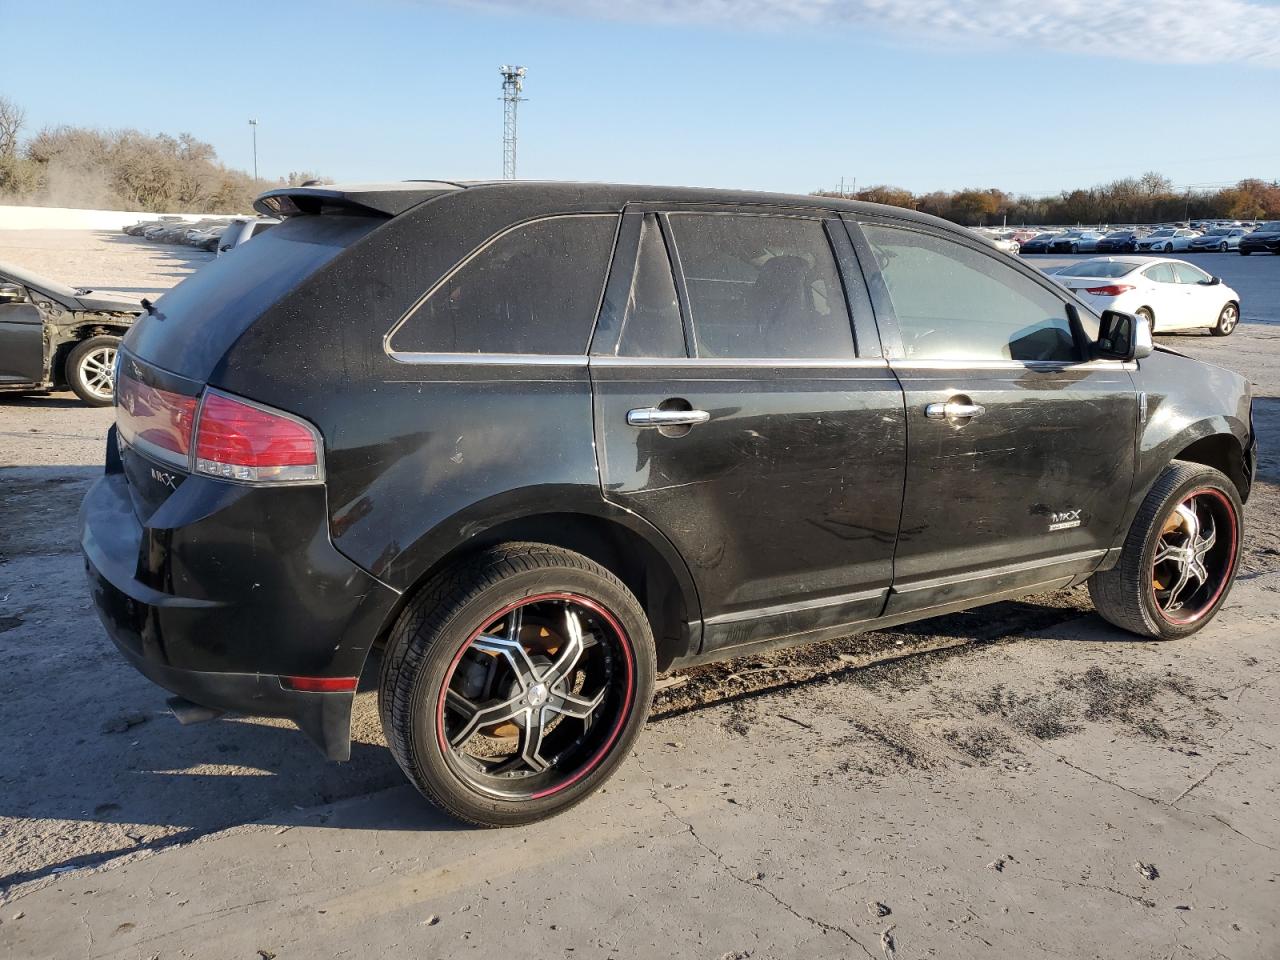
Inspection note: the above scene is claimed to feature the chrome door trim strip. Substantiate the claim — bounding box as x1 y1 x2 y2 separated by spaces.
705 586 887 626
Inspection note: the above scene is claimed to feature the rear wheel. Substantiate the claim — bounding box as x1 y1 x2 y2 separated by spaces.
379 543 656 826
1219 241 1229 252
1089 462 1242 640
1239 249 1250 256
1212 302 1239 336
1136 307 1155 332
66 335 119 406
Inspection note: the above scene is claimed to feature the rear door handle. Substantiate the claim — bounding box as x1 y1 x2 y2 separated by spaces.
627 407 711 428
925 400 986 420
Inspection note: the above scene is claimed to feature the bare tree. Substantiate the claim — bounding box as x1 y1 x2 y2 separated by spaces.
0 96 25 158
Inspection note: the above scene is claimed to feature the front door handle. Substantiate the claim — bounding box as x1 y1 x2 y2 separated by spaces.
627 407 711 428
925 400 986 420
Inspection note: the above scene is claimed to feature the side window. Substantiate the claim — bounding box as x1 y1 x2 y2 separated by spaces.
666 214 855 360
1172 262 1208 284
861 224 1078 363
391 214 619 355
615 215 686 358
1144 263 1177 284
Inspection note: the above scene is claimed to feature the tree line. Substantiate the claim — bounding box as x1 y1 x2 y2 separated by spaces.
815 171 1280 227
0 96 324 214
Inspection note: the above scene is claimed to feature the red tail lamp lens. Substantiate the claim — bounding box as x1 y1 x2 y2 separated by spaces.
1083 284 1135 296
194 391 321 483
115 370 198 468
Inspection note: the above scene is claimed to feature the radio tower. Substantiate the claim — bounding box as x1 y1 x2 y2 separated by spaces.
499 65 527 180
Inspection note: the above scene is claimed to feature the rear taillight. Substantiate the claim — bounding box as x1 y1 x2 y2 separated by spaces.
115 366 322 485
194 390 322 484
115 369 199 469
1082 284 1135 296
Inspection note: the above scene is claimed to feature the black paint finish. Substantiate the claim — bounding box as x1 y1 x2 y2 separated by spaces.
79 181 1253 760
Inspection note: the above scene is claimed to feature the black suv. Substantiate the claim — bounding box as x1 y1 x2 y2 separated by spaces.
81 181 1255 826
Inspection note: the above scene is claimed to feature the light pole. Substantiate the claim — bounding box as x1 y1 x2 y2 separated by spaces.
248 119 258 182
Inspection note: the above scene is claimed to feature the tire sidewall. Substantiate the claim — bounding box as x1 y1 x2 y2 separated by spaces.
402 563 655 826
1135 468 1243 639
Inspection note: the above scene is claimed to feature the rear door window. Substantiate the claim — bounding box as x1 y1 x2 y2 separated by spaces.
391 214 619 355
665 213 854 360
1143 263 1177 284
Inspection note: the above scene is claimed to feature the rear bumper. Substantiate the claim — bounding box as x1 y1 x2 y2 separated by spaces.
79 433 400 759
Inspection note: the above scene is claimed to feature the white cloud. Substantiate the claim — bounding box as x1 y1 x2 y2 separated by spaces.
450 0 1280 67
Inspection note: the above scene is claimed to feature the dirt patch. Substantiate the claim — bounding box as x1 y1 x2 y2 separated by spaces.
943 724 1021 763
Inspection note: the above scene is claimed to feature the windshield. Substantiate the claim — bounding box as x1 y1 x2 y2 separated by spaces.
1205 229 1230 236
1147 229 1175 237
1259 222 1280 232
1104 232 1130 238
1058 261 1138 279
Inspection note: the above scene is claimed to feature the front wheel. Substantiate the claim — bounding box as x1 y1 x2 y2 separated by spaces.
1164 243 1174 252
66 335 120 406
1089 462 1242 640
1212 302 1239 336
379 543 656 826
1219 241 1228 252
1239 249 1250 256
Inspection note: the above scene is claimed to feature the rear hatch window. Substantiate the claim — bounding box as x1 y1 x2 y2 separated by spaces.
125 214 382 382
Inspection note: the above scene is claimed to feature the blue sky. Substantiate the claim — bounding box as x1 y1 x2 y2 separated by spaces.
4 0 1278 196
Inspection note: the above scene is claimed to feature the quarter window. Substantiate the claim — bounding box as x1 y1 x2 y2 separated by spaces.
391 214 619 355
666 214 855 360
862 225 1079 362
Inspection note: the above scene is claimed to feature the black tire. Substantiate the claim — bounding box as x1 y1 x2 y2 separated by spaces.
379 543 656 827
1239 249 1250 256
1070 243 1079 253
1219 242 1228 252
66 335 120 406
1135 307 1155 333
1088 461 1242 640
1212 302 1239 337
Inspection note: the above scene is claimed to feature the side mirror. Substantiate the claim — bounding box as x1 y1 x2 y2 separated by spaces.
0 282 25 304
1094 309 1152 361
1207 276 1221 286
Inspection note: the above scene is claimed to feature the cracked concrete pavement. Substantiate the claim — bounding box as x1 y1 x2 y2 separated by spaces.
2 577 1278 959
1 236 1278 958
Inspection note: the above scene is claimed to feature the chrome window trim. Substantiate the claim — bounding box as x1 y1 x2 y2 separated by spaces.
387 351 589 367
592 356 890 369
890 359 1136 371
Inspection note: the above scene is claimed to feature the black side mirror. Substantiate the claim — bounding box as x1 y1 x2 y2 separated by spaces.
1207 276 1221 286
1094 309 1152 361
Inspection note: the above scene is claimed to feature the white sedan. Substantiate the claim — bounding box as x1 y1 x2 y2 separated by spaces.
1048 256 1241 336
1136 228 1201 252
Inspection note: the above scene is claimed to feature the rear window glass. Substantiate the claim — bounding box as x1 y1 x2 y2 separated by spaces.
390 215 619 356
1059 261 1138 278
129 215 382 374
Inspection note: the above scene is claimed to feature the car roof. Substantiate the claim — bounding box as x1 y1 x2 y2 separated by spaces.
252 178 965 234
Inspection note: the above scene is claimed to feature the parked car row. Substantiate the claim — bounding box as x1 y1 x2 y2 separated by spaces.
1018 221 1280 256
123 215 281 255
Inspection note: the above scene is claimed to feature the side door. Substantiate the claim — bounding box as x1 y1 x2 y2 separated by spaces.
590 207 906 654
0 283 47 385
1170 261 1219 326
846 218 1138 617
1140 261 1189 329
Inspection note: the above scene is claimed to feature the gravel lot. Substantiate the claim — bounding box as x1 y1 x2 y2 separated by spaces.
1 233 1277 958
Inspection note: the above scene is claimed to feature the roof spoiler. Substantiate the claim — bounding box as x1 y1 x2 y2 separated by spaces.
253 180 465 219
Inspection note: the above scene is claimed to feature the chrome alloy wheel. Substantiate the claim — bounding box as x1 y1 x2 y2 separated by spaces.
437 593 635 800
1151 489 1238 625
78 345 118 401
